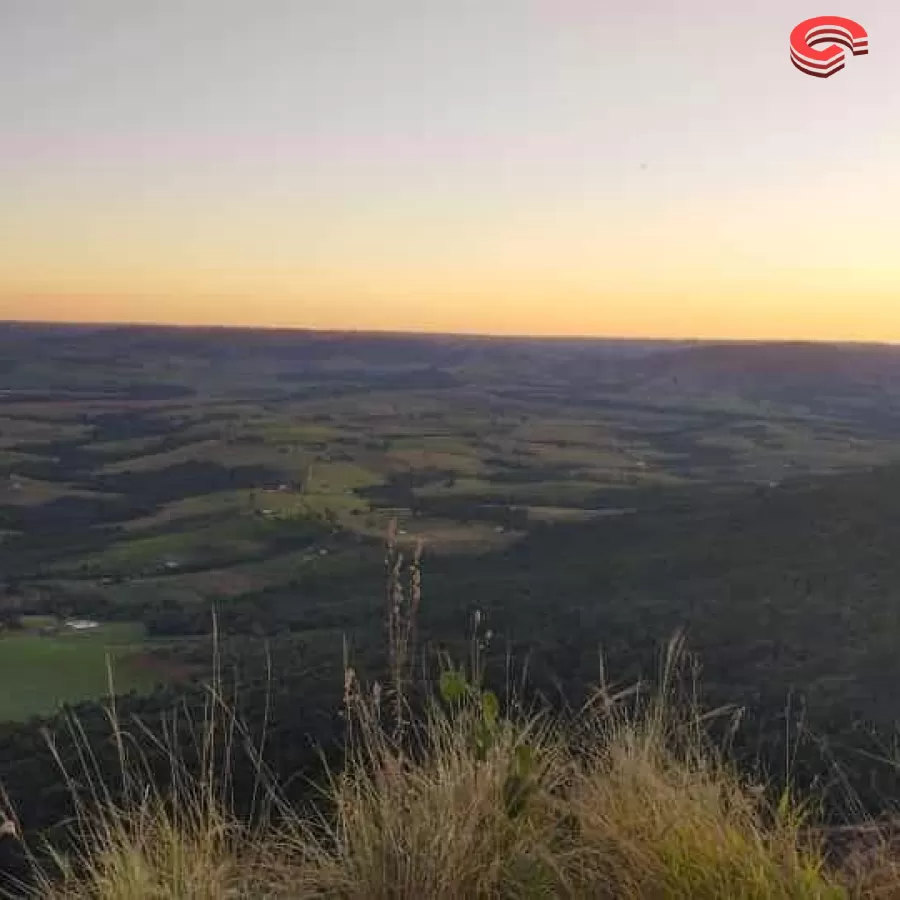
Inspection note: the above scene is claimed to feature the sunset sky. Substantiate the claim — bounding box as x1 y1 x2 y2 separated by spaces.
2 1 899 340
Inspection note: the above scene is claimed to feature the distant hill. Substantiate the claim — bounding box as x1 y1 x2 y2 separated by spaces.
623 340 900 397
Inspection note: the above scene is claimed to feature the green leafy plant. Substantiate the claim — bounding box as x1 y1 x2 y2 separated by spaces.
438 617 540 820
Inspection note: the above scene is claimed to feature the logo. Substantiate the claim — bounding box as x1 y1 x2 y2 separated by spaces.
790 16 868 77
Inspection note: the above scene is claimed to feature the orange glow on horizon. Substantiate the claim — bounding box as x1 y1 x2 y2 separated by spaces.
5 277 900 344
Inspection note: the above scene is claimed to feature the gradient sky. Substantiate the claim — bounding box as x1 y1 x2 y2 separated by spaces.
2 1 899 339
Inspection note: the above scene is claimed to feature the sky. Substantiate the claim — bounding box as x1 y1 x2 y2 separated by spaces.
1 1 899 340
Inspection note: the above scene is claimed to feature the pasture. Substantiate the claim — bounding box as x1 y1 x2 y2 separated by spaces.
0 621 160 721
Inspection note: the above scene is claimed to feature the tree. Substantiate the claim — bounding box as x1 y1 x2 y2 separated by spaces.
0 609 22 631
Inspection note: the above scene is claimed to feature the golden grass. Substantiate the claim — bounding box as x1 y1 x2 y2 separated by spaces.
36 675 853 897
22 670 883 898
11 537 900 898
564 673 841 898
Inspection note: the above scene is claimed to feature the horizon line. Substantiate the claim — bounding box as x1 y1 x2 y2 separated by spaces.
1 319 897 348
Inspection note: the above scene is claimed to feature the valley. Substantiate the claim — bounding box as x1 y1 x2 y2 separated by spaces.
6 324 900 842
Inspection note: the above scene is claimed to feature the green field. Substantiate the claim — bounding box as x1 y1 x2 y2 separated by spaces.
0 622 161 721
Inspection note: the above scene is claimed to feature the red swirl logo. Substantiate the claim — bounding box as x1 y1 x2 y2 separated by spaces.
790 16 868 78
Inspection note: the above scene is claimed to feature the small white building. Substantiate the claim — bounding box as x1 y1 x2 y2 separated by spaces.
65 619 99 631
